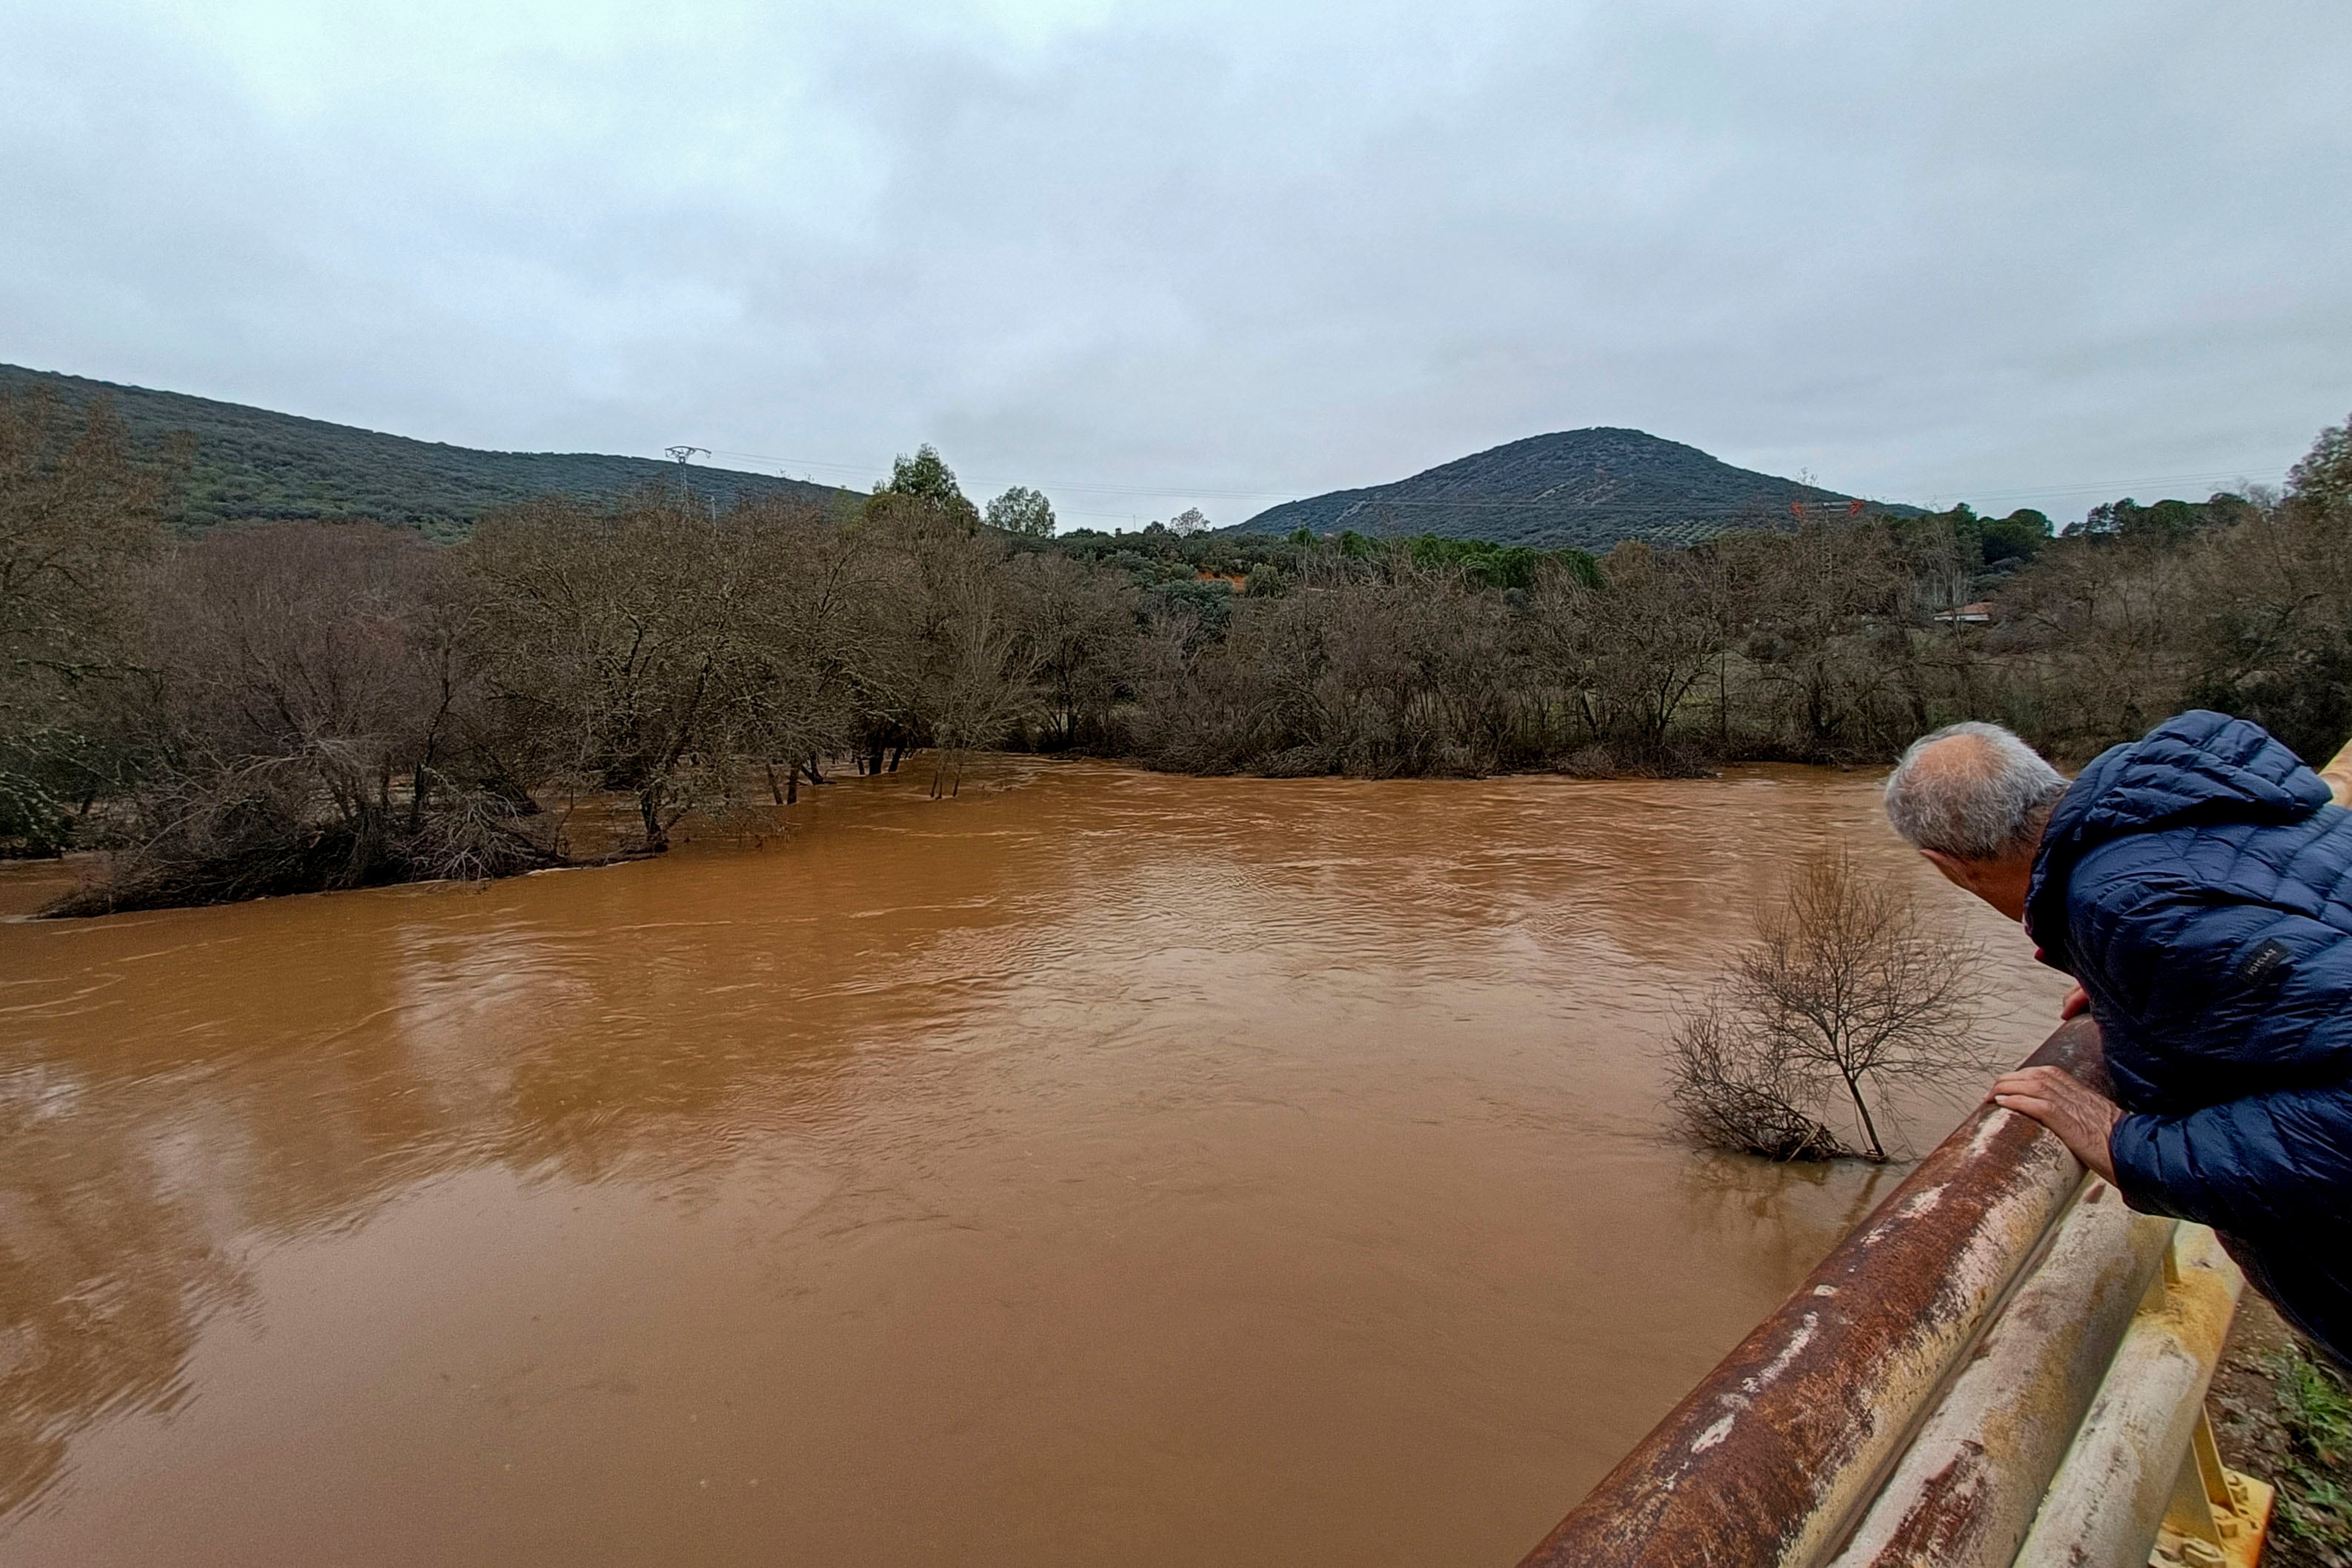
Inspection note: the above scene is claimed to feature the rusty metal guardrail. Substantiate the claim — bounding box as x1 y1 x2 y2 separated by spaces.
1518 1019 2102 1566
1515 1017 2271 1567
1509 731 2352 1568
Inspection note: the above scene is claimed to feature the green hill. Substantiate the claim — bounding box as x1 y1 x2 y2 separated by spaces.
1235 428 1918 550
1 362 852 538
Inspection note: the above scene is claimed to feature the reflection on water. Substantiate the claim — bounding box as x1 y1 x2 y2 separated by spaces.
0 760 2067 1567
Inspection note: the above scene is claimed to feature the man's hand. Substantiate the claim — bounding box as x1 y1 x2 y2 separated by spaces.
2060 983 2090 1020
1989 1065 2124 1184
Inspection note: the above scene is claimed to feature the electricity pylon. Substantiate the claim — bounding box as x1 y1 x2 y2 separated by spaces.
665 445 709 501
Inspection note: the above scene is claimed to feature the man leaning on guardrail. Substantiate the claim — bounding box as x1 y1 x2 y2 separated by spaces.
1883 711 2352 1370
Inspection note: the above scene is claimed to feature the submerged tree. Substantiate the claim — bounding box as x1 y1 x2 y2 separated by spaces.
1666 851 1987 1162
1666 994 1850 1160
851 504 1037 798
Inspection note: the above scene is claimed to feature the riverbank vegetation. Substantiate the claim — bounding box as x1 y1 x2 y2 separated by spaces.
4 385 2348 912
2216 1305 2352 1568
2268 1342 2352 1564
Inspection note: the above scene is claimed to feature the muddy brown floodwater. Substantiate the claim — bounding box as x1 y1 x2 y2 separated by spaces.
0 760 2069 1567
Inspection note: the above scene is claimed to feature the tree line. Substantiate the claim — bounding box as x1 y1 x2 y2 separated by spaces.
4 388 2348 913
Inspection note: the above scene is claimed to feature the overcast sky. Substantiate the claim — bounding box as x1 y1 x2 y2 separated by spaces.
4 1 2348 528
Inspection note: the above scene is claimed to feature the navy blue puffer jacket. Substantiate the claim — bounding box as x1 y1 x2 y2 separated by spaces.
2026 710 2352 1364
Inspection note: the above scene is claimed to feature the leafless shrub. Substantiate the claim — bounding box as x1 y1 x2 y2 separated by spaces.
1666 995 1851 1160
1665 851 1987 1162
47 522 562 913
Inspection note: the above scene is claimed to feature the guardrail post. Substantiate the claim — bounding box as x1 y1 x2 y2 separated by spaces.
2147 1408 2273 1568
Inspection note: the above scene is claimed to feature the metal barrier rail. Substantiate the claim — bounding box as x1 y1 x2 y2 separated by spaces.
1515 1020 2267 1568
1517 1018 2102 1567
1515 1019 2274 1568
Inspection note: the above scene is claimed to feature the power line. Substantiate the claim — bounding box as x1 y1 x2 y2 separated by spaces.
696 446 1303 502
1919 469 2277 506
665 442 2286 520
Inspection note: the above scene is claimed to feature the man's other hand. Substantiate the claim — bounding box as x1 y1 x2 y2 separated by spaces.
1989 1065 2123 1184
2060 983 2090 1020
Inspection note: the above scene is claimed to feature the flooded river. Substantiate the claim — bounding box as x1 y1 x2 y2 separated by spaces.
0 760 2067 1567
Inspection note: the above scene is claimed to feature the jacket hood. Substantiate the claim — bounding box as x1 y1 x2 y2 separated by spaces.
2026 711 2333 967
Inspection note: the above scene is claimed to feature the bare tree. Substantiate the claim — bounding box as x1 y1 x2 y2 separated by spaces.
1665 851 1987 1162
1009 551 1137 749
1746 522 1913 760
1680 533 1772 754
463 495 775 851
54 522 561 913
852 501 1037 797
1525 542 1719 765
0 391 172 851
719 497 866 795
1129 551 1518 777
923 548 1033 796
1995 531 2199 759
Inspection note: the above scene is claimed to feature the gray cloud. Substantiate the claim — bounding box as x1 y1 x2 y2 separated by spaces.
2 0 2347 526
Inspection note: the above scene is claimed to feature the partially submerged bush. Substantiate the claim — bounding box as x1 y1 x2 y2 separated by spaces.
1666 996 1851 1160
1664 851 1987 1162
44 763 562 916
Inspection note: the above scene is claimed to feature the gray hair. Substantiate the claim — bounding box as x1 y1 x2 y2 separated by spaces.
1883 721 2069 861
